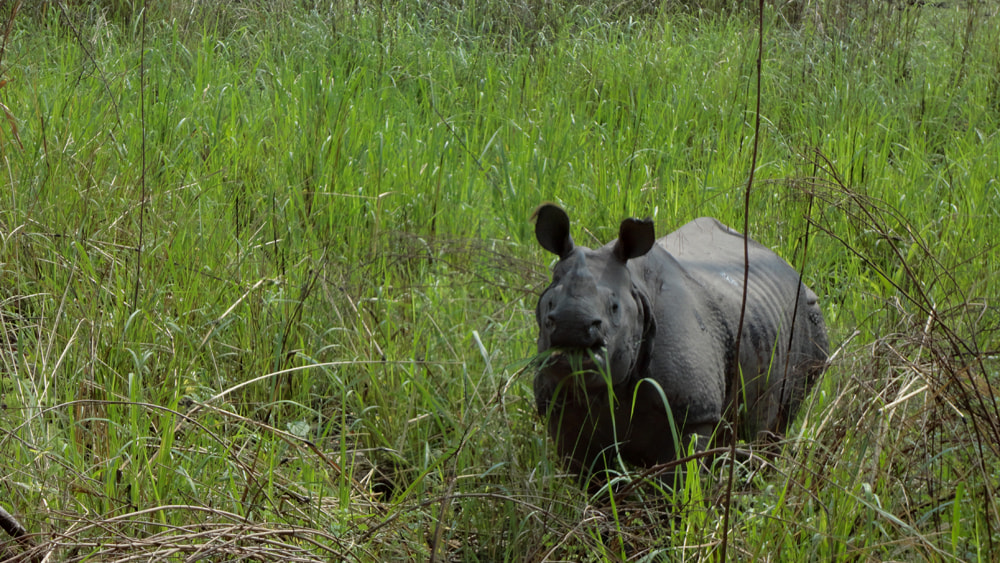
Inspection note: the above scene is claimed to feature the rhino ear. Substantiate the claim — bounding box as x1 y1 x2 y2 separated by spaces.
614 217 655 261
534 204 574 258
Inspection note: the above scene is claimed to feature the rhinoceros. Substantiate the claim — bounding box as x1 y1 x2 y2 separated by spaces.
533 204 829 482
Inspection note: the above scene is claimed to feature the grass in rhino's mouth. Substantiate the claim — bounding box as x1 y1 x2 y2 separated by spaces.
539 347 607 376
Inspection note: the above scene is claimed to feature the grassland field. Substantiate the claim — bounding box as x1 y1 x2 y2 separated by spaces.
1 0 999 560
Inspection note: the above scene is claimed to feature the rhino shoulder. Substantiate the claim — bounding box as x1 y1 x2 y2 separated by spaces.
657 217 767 258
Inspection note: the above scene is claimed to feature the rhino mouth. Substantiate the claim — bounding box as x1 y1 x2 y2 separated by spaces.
538 346 611 386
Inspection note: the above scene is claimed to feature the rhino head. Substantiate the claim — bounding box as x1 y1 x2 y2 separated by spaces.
534 204 657 390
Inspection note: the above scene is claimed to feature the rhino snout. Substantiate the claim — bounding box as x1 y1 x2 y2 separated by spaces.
545 312 606 349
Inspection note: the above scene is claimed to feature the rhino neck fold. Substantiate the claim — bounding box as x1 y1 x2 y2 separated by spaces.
627 281 657 383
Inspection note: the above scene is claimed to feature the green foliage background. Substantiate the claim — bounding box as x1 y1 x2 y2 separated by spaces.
1 0 998 560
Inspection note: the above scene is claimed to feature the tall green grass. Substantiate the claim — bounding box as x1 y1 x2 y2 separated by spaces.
1 1 998 560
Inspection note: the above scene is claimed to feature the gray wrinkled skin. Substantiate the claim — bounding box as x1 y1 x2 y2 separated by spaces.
533 204 829 481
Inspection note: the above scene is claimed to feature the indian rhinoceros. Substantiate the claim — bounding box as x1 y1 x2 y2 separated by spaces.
533 204 829 482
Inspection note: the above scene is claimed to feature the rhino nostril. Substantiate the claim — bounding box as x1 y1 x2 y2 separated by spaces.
588 319 603 341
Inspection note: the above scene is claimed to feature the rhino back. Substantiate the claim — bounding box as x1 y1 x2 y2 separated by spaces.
656 217 829 437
